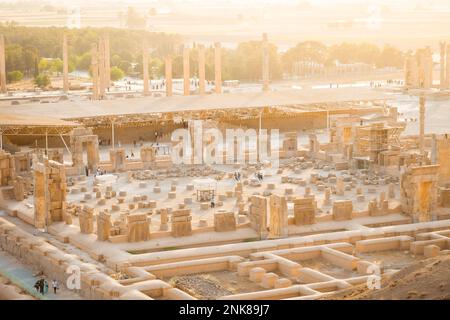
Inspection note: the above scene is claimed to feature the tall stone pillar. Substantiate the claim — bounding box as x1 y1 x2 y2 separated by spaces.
423 48 433 89
262 33 269 92
214 42 222 94
447 45 450 89
104 35 111 89
0 35 6 94
198 44 206 95
98 37 106 99
91 43 99 100
165 56 173 97
440 42 446 90
142 41 149 95
62 34 69 93
419 96 425 155
183 47 190 96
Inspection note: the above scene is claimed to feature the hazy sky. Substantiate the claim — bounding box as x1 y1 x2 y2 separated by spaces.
2 0 450 49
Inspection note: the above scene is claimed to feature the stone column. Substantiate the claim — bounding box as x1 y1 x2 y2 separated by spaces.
214 42 222 94
165 56 173 97
440 42 446 90
91 43 99 100
142 41 149 95
423 47 433 89
183 47 190 96
419 96 425 155
98 37 106 99
262 33 269 92
0 35 6 94
62 34 69 93
104 34 111 89
447 45 450 89
198 44 206 95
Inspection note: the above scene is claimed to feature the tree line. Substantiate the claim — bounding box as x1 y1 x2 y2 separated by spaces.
0 24 406 86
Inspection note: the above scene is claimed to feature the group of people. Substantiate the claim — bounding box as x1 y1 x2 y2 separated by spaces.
94 167 106 177
125 152 135 159
34 278 59 295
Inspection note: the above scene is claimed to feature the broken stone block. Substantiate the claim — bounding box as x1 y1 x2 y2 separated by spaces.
249 267 266 282
139 182 147 188
274 278 292 288
332 200 353 221
200 202 209 210
261 273 279 289
424 244 440 258
168 191 176 199
119 191 127 197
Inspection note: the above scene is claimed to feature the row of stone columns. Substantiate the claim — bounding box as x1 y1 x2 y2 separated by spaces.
161 42 223 97
404 47 433 89
439 42 450 90
158 34 269 97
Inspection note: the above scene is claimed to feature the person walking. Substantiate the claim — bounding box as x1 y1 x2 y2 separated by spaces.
43 279 49 295
52 279 59 295
38 278 45 294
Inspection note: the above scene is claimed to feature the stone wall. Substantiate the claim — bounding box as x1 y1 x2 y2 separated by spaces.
33 157 67 228
249 195 268 237
0 150 15 186
127 213 150 242
109 148 126 172
400 165 440 222
214 211 236 232
332 200 353 221
171 209 192 237
269 195 288 238
293 197 316 225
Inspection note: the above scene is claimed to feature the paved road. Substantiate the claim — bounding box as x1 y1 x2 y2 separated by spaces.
0 250 81 300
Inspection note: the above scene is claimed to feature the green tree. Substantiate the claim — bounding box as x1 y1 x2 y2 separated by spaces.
110 66 125 81
34 74 51 88
76 52 91 71
7 70 23 82
376 45 404 68
38 58 50 72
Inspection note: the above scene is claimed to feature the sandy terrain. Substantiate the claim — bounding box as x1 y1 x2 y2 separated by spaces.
327 254 450 300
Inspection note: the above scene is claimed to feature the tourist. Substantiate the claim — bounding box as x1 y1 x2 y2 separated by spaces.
34 280 41 293
37 278 45 294
43 279 49 294
52 279 59 294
